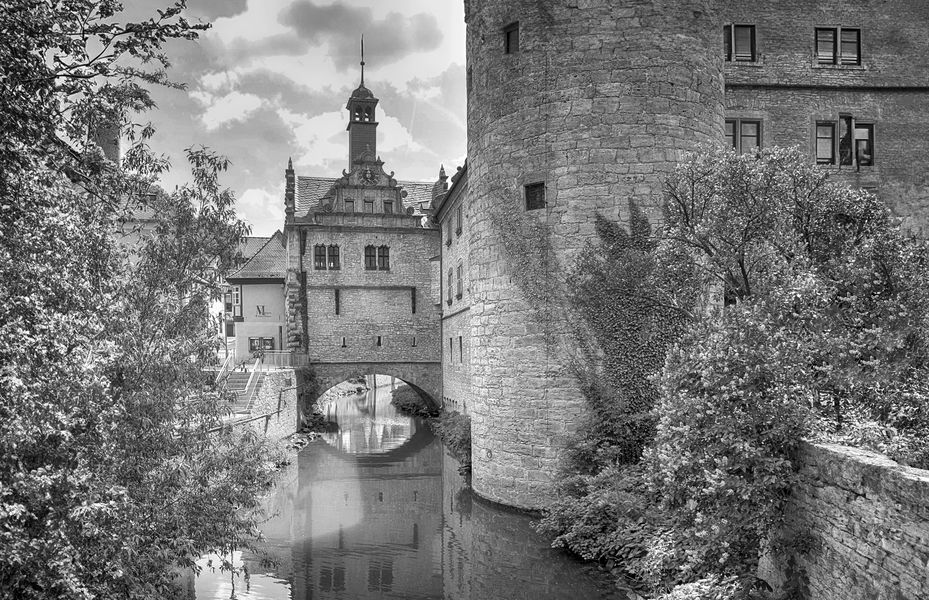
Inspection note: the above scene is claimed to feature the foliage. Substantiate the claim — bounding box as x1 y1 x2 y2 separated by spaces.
566 203 696 471
390 384 440 418
648 145 929 581
0 3 281 598
430 411 472 474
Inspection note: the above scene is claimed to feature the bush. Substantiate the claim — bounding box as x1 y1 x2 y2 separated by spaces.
389 384 439 418
430 411 471 474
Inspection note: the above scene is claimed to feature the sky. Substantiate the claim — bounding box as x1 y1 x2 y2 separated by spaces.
134 0 467 236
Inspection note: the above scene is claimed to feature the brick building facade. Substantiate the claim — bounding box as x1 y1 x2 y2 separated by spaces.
431 163 471 414
281 76 442 395
452 0 929 509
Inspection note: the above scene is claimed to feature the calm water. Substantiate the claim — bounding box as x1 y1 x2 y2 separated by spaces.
192 381 623 600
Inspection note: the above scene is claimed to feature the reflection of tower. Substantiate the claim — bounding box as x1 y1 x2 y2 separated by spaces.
293 425 445 599
465 0 725 509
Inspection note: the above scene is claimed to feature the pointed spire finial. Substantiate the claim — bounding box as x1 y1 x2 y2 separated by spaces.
360 35 365 86
287 157 293 170
439 164 447 180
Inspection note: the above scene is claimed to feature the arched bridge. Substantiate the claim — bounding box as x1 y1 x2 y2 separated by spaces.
300 360 442 413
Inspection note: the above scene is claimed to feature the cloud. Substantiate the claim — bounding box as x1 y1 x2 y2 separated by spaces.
197 91 264 129
238 187 285 236
280 1 443 70
185 0 249 20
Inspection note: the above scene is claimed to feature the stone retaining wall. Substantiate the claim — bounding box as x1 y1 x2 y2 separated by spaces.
242 369 298 443
762 442 929 599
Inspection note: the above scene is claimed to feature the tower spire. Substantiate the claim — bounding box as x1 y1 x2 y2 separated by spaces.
360 35 365 86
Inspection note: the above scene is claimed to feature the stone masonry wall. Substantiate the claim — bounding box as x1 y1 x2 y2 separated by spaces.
465 0 725 509
721 0 929 234
761 442 929 600
439 173 471 414
242 369 298 443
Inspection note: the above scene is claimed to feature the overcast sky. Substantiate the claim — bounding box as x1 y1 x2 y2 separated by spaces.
137 0 467 236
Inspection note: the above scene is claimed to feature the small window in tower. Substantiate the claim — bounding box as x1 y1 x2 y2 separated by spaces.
354 107 363 121
376 335 382 347
447 268 453 305
504 22 519 54
364 245 377 270
377 245 390 270
458 336 463 363
525 182 546 211
341 336 347 348
314 244 326 270
365 107 373 121
411 286 417 314
334 288 340 315
456 205 462 235
456 264 463 299
412 336 417 347
467 67 473 94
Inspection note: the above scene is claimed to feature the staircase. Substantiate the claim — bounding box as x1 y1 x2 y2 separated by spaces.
225 371 264 415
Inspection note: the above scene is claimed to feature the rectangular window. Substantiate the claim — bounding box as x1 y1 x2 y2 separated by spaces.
816 27 860 65
839 115 854 166
341 336 347 347
504 22 519 54
411 286 417 314
314 244 326 270
412 336 417 347
816 121 836 164
364 199 374 213
344 198 354 213
855 123 874 166
377 335 382 347
447 269 453 305
377 246 390 270
456 264 463 298
261 337 275 351
456 205 462 235
724 24 756 62
384 200 393 214
364 245 377 270
458 336 463 363
224 291 233 313
525 182 546 210
327 245 340 270
725 119 762 153
449 337 453 358
248 337 261 352
334 289 340 315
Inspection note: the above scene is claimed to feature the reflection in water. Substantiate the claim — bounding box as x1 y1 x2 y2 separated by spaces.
194 381 623 600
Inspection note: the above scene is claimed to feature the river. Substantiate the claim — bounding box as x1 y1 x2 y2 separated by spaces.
191 380 624 600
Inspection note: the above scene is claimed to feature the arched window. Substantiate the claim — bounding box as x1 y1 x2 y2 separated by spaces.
364 245 377 270
327 244 340 270
365 107 373 121
377 245 390 270
314 244 326 270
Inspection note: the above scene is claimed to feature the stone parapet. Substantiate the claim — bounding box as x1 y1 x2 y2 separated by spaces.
761 442 929 599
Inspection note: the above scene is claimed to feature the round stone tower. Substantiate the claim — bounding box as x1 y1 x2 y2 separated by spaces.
464 0 725 509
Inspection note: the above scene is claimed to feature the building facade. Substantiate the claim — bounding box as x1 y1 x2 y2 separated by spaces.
431 163 470 414
281 77 443 398
457 0 929 509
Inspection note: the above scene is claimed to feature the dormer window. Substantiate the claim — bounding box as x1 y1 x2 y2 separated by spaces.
384 200 393 214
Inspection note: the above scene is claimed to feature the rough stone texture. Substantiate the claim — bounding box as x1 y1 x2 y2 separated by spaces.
721 0 929 234
464 0 725 509
241 369 298 443
435 166 471 414
760 441 929 600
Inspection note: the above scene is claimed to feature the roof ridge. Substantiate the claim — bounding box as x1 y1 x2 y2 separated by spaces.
229 230 283 279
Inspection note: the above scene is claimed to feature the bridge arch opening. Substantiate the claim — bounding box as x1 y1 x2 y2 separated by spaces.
312 374 438 457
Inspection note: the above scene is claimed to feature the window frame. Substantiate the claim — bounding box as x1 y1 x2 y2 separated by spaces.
377 245 390 271
364 245 377 270
724 24 757 62
815 27 861 65
525 182 546 211
314 244 326 270
364 199 374 213
383 199 393 214
503 22 519 54
725 118 762 154
456 264 463 299
456 205 462 235
815 116 874 169
344 198 354 213
446 268 453 306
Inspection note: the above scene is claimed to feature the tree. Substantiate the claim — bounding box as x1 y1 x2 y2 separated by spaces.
0 2 278 598
645 146 929 582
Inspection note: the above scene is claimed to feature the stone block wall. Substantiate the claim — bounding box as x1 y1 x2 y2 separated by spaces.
464 0 725 509
761 442 929 599
439 171 471 414
243 369 298 443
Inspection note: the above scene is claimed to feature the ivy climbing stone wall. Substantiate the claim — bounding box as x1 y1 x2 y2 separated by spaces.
760 442 929 600
463 0 725 509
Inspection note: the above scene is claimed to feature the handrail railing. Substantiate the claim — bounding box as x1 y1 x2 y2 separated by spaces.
214 353 234 385
239 359 261 412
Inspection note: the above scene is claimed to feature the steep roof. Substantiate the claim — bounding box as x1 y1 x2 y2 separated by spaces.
237 236 271 261
295 176 434 217
227 231 286 281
